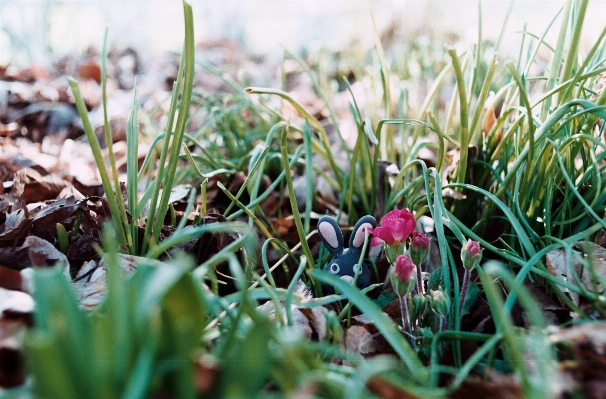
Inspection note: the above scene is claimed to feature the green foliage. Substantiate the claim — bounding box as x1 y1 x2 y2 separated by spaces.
25 255 205 399
373 290 398 308
461 282 481 317
70 1 197 256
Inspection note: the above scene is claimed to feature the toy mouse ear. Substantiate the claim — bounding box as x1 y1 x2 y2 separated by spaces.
349 215 377 250
318 216 344 255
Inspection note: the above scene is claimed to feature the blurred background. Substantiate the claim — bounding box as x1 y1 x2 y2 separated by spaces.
2 0 606 66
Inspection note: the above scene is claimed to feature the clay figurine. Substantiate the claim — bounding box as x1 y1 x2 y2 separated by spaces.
317 215 377 289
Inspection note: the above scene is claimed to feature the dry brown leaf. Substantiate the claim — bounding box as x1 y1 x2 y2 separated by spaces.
257 280 335 341
66 234 100 276
0 267 23 291
0 154 49 182
344 325 377 355
0 211 30 246
0 288 34 388
308 307 327 341
270 216 295 235
549 323 606 399
483 105 497 136
12 168 70 203
73 254 169 309
451 372 523 399
546 241 606 304
73 260 105 309
366 375 422 399
193 353 222 395
257 281 312 336
23 236 69 275
30 196 91 242
258 302 313 338
441 187 467 200
77 59 101 83
0 247 30 271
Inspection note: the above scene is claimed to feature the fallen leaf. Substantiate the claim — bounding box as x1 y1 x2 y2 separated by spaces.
271 216 295 235
73 254 169 309
13 168 69 203
0 247 30 270
77 59 101 83
66 234 100 277
29 196 91 241
345 325 377 355
366 375 422 399
0 154 49 182
549 323 606 399
0 214 30 247
257 280 314 339
0 267 23 291
450 372 522 399
23 236 69 275
0 288 34 388
193 353 222 395
546 241 606 304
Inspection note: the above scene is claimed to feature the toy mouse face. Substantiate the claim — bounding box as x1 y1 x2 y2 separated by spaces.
317 215 377 289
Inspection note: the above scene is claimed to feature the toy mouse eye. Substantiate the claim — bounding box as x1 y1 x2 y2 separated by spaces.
353 264 361 275
329 263 340 274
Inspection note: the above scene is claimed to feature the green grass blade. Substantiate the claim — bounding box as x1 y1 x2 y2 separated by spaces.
69 78 127 247
280 125 315 271
542 1 572 117
245 86 343 188
149 0 195 251
126 79 140 254
447 49 470 188
303 123 314 232
558 0 588 105
365 0 391 160
101 30 132 252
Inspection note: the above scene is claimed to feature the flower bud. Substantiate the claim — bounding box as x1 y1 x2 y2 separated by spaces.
461 240 482 271
429 289 450 317
411 293 427 320
410 231 430 266
390 255 416 297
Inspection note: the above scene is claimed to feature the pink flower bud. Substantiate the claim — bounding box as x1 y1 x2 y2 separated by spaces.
395 255 415 281
411 231 430 250
390 255 416 296
466 240 481 258
410 231 431 267
461 240 482 271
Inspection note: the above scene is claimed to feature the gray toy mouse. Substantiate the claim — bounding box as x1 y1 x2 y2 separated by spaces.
317 215 377 289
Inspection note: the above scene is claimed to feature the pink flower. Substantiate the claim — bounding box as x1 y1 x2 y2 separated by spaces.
411 231 430 250
370 209 416 248
394 255 415 282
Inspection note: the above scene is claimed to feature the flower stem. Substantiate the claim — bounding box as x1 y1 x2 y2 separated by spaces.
399 294 414 348
459 269 471 316
416 265 425 295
